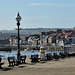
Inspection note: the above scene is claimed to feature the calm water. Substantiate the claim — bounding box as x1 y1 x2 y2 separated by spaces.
0 50 40 59
0 50 64 59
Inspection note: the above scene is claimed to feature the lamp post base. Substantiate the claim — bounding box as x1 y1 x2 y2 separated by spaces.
17 53 20 60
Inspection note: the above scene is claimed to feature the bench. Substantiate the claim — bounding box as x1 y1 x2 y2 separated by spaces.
8 57 15 66
59 52 67 58
67 53 75 57
30 54 40 62
20 55 26 64
53 53 60 60
0 58 4 69
46 53 53 60
8 57 20 67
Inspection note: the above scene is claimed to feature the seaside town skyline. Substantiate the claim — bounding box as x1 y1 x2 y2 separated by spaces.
0 0 75 30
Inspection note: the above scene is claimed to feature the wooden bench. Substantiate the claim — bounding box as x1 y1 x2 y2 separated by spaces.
59 52 67 58
0 58 4 69
46 53 53 60
53 53 60 60
8 57 20 67
8 57 15 66
30 55 40 62
20 55 26 64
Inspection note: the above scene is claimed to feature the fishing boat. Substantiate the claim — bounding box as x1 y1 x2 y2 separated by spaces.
24 48 30 51
31 50 34 53
24 49 28 51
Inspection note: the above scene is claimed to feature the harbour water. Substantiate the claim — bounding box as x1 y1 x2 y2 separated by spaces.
0 50 65 59
0 50 40 59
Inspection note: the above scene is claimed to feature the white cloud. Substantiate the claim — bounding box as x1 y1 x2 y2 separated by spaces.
29 3 75 7
23 16 46 21
29 3 50 6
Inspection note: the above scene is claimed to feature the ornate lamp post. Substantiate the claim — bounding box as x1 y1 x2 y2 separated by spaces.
15 12 22 60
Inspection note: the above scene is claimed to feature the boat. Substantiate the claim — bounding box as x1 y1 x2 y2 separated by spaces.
24 48 30 51
31 50 34 53
24 49 28 51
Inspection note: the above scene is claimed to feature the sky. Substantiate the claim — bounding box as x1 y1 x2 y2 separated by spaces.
0 0 75 30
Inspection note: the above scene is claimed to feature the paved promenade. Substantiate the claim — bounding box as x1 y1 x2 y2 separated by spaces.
0 57 75 75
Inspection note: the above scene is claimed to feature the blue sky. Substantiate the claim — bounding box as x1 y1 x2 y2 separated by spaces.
0 0 75 30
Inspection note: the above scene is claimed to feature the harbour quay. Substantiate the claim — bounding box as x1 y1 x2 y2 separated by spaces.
0 57 75 75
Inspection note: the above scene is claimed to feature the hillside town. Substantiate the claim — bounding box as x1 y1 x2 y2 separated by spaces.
0 27 74 49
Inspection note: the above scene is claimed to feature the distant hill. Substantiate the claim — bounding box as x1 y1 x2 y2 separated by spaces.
0 32 17 40
0 28 72 40
0 28 72 34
